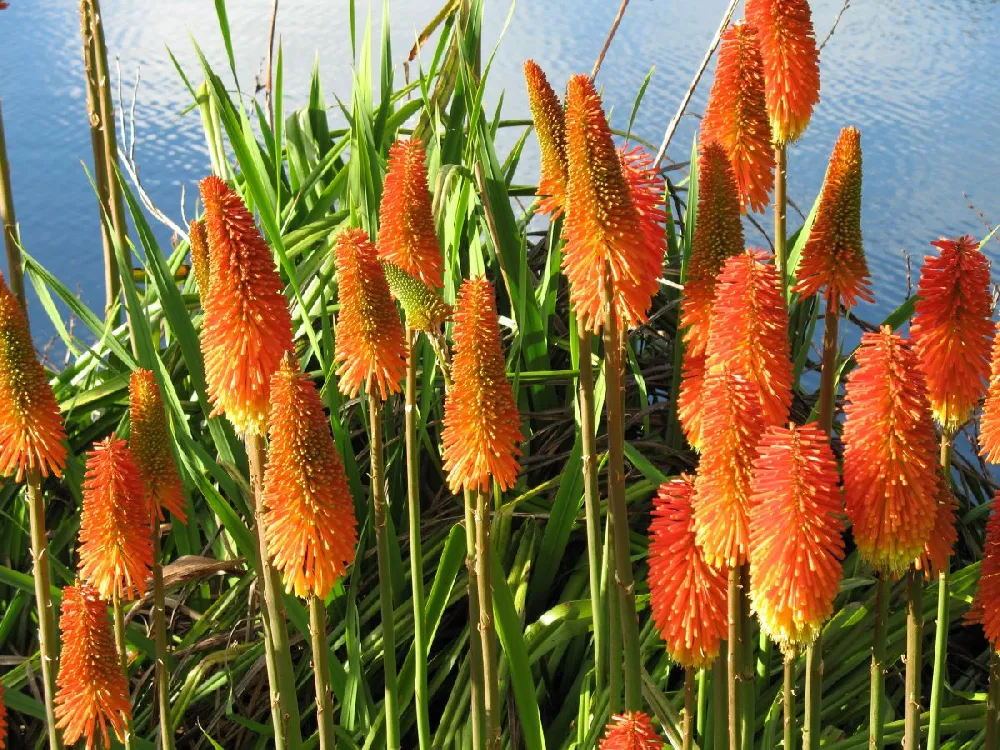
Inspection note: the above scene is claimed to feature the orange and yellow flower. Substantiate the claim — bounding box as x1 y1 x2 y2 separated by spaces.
600 712 664 749
129 369 186 524
910 235 992 433
701 23 774 213
333 228 409 400
971 500 1000 648
377 138 443 288
914 476 957 580
677 352 710 451
381 260 452 332
77 436 153 601
441 276 522 493
981 324 1000 463
54 583 131 750
745 0 821 144
842 328 939 575
189 218 211 297
524 59 568 218
563 74 666 332
199 175 294 436
648 475 727 669
264 355 358 599
0 272 67 481
750 423 844 650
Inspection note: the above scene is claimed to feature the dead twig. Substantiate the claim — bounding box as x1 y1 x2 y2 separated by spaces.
591 0 630 80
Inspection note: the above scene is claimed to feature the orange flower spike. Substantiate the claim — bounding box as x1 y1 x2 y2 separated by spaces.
0 272 67 481
441 277 523 493
701 23 774 213
745 0 821 144
77 436 153 601
563 74 666 332
199 176 294 436
0 681 6 750
188 218 211 297
842 328 940 575
677 352 709 451
54 584 132 750
972 502 1000 648
750 424 844 650
524 59 568 218
333 228 409 400
129 369 187 524
981 325 1000 463
648 475 727 668
911 235 992 433
794 127 873 307
914 476 958 580
600 712 665 749
377 138 443 288
264 355 358 600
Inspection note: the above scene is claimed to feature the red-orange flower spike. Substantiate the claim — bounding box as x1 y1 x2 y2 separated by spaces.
189 218 211 297
981 325 1000 463
129 369 186 524
794 127 873 308
77 436 153 601
199 176 293 435
692 366 765 568
377 138 443 288
750 424 844 650
677 352 709 451
0 681 6 750
54 583 131 750
914 476 957 580
524 59 568 218
264 355 358 600
911 235 992 433
648 475 727 668
441 277 522 493
745 0 821 144
842 328 939 575
701 23 774 213
333 228 408 400
971 501 1000 648
599 712 664 749
563 74 666 332
0 272 66 481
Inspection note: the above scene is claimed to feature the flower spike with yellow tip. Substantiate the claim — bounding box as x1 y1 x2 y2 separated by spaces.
54 583 132 750
524 59 568 218
599 712 664 749
129 369 186 524
441 276 522 494
198 175 294 436
381 260 452 332
188 218 211 297
0 271 66 481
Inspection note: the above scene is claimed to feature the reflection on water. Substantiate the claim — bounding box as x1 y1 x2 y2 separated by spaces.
1 0 998 338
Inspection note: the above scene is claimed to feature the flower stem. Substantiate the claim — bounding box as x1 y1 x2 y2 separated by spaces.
927 431 955 750
112 591 134 750
463 487 486 747
713 647 727 750
684 669 696 750
987 650 1000 750
151 520 174 750
803 642 822 750
774 143 788 292
784 651 797 750
309 595 337 750
605 515 622 715
475 488 501 748
904 568 924 749
869 575 889 750
728 567 741 750
739 565 754 750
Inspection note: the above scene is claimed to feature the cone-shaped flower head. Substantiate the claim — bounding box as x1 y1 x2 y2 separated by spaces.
333 228 408 400
794 127 872 308
78 436 153 601
701 23 774 213
911 235 992 434
54 583 131 750
199 176 294 436
441 276 522 493
971 501 1000 648
677 352 709 451
377 138 443 288
0 682 6 750
648 475 727 669
563 74 666 332
524 59 568 218
842 328 939 575
914 475 957 580
600 712 664 749
750 423 844 651
264 355 358 599
189 218 211 297
745 0 820 144
980 324 1000 463
129 369 186 524
381 260 452 332
0 272 66 481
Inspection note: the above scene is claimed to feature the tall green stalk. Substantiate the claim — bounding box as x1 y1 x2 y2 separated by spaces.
475 488 501 748
903 568 924 749
151 521 174 750
927 431 955 750
683 669 696 750
987 650 1000 750
463 487 487 747
784 652 797 750
774 143 788 290
605 514 622 715
728 567 741 750
309 596 336 750
739 565 754 750
869 575 889 750
713 650 727 750
112 592 134 750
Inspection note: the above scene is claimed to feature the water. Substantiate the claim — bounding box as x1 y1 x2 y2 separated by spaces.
1 0 999 343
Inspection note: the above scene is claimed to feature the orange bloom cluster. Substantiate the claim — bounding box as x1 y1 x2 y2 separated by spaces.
377 138 443 288
199 176 293 436
599 712 664 749
750 424 844 650
381 261 452 332
129 369 187 524
0 681 6 750
971 500 1000 648
333 228 409 399
745 0 821 144
77 436 153 601
701 22 774 213
981 326 1000 463
54 583 131 750
441 277 522 493
794 127 871 307
563 74 666 332
911 235 992 433
914 478 957 580
264 356 357 599
0 272 67 481
842 329 939 575
647 475 727 668
189 218 211 296
524 59 568 218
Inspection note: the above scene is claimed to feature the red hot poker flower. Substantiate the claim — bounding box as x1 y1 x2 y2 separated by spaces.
129 369 186 524
677 352 710 452
524 59 569 218
600 712 664 749
971 501 1000 648
981 323 1000 463
914 475 957 580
